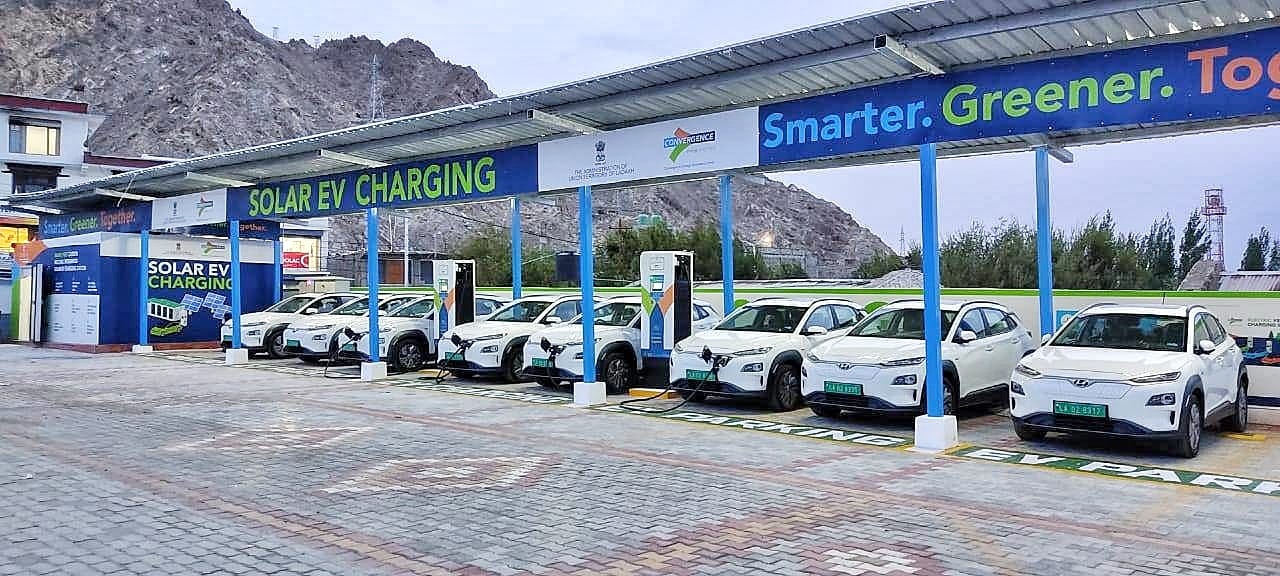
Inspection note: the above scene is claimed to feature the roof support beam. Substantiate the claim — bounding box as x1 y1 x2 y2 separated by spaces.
1023 134 1074 164
5 202 64 214
95 188 159 202
184 171 253 188
526 110 601 134
318 149 388 168
873 35 944 75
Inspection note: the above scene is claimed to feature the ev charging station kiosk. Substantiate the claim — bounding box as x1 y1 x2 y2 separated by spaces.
639 251 693 387
431 259 476 343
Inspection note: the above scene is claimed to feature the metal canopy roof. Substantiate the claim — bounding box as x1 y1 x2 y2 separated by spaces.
12 0 1280 212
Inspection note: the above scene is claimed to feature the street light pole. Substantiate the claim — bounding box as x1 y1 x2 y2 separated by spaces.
403 211 410 286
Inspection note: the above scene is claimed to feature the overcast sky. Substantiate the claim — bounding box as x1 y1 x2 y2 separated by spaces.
231 0 1274 268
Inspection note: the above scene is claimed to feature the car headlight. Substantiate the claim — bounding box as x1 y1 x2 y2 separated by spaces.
1010 382 1025 395
880 357 924 367
741 362 764 373
1131 371 1181 384
1014 363 1041 377
242 321 267 328
308 324 335 331
892 374 917 386
473 333 505 342
573 352 584 360
1146 392 1177 406
731 347 772 357
806 352 820 362
674 341 688 353
479 344 501 354
379 326 393 333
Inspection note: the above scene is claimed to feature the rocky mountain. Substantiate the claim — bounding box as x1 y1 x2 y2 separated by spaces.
1 0 893 274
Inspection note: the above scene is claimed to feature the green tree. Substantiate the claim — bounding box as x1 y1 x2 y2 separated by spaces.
856 252 906 279
453 230 556 286
1178 210 1211 280
1241 227 1273 271
1269 241 1280 271
1139 215 1177 289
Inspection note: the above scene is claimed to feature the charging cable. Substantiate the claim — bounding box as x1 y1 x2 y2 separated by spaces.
619 346 726 414
322 327 364 380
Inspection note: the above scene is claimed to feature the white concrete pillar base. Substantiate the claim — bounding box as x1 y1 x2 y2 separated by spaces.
131 345 154 354
361 361 388 381
224 348 250 365
910 414 959 453
572 381 607 407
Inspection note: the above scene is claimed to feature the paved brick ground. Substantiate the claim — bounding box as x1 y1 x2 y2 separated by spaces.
2 345 1279 575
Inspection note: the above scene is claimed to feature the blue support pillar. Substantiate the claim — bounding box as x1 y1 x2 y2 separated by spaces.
366 207 381 363
230 220 242 350
919 144 944 418
512 196 523 300
1035 147 1054 336
273 237 283 303
579 186 595 384
137 230 150 346
719 174 734 315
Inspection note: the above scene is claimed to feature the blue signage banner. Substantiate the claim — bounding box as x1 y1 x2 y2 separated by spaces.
46 245 100 295
185 220 281 240
759 28 1280 165
227 145 539 220
39 204 151 239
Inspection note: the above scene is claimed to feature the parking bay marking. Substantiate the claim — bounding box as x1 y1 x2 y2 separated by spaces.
177 370 1276 498
951 446 1280 498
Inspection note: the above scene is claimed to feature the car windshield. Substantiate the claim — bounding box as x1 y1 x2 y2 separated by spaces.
488 300 552 323
573 302 641 326
265 295 314 313
330 298 371 316
715 305 807 334
1052 313 1186 352
848 308 959 340
391 299 434 318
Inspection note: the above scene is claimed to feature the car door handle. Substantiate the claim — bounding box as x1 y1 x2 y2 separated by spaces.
983 345 995 352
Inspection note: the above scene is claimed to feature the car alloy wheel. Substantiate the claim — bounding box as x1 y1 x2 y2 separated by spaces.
1189 403 1202 452
604 353 632 394
267 331 286 358
397 340 425 371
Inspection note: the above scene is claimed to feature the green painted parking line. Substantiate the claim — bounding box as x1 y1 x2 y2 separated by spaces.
949 445 1280 498
592 404 911 448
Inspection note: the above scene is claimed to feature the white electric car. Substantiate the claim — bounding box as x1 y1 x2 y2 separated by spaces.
281 293 423 363
519 296 721 392
220 292 359 358
802 300 1035 419
669 298 865 411
1010 304 1248 458
344 295 508 371
437 294 592 381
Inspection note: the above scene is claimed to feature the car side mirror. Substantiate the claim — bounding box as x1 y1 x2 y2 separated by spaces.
544 316 563 324
1197 339 1216 354
303 307 319 315
1040 333 1053 346
956 330 979 344
802 326 828 336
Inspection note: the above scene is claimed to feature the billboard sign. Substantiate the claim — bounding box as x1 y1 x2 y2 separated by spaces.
227 145 538 220
151 189 227 229
759 27 1280 165
538 108 759 191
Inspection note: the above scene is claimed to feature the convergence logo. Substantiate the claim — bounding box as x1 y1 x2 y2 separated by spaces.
663 127 716 162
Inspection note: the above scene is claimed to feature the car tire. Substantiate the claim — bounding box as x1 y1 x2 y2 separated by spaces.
1224 377 1248 433
601 352 634 394
1013 422 1046 441
766 362 803 412
265 329 287 359
537 380 561 390
810 404 842 418
1172 394 1203 459
393 338 429 373
943 378 957 416
501 345 524 383
452 370 476 379
299 357 322 365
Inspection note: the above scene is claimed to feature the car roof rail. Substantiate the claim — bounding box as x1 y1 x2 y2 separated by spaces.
1073 302 1118 315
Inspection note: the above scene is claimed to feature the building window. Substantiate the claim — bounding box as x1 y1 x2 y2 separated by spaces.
6 163 63 195
8 118 61 156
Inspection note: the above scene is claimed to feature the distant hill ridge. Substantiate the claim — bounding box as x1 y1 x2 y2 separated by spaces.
0 0 892 273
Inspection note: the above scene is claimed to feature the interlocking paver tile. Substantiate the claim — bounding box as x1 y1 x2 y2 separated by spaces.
1 346 1279 575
